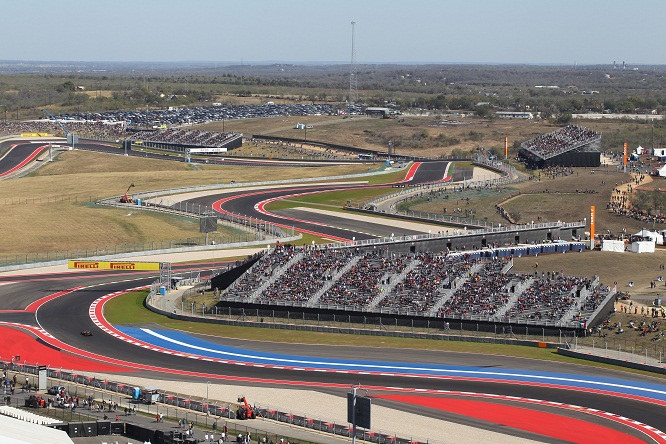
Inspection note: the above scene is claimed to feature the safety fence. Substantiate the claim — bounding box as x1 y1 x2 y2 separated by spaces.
2 363 434 444
170 306 584 341
568 335 666 365
0 232 300 271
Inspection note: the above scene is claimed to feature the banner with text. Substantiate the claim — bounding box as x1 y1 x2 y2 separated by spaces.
68 260 161 271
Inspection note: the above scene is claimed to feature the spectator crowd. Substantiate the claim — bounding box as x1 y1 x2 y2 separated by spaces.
521 125 600 159
0 103 339 147
221 245 612 327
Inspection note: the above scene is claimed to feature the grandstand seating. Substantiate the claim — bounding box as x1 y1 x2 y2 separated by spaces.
126 128 238 148
520 124 600 160
220 246 613 327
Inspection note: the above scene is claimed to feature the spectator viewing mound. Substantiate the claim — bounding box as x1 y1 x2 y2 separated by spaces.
518 124 601 169
216 243 613 333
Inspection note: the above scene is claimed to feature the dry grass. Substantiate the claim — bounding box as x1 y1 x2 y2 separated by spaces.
405 164 662 236
27 150 372 194
0 150 371 255
512 250 666 297
200 115 563 157
513 251 666 355
198 114 662 160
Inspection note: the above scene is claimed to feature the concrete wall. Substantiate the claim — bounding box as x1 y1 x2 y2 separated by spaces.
557 348 666 374
379 227 580 254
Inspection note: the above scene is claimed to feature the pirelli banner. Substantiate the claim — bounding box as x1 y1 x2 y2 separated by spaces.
68 260 161 271
21 133 53 137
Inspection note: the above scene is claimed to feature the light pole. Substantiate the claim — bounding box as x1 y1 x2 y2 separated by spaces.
206 381 210 406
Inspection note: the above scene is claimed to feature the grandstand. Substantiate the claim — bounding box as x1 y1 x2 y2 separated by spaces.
217 244 613 330
518 124 601 168
126 128 243 152
0 121 243 153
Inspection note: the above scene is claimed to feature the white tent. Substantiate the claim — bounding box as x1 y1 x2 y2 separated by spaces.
636 145 646 155
601 239 625 252
0 410 73 444
655 165 666 177
631 241 655 253
634 229 663 245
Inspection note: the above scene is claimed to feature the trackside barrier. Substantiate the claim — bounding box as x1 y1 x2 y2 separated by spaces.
557 348 666 373
0 233 302 272
2 362 427 444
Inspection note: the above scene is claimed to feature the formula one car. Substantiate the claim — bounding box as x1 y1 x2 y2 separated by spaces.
80 330 93 336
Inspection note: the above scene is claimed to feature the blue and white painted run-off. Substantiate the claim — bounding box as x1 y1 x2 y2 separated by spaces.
117 326 666 402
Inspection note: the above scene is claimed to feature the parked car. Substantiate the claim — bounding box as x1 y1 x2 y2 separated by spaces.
48 385 66 395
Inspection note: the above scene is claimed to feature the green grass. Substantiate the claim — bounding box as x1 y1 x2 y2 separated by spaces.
104 290 168 325
103 291 665 379
265 186 395 211
365 166 411 185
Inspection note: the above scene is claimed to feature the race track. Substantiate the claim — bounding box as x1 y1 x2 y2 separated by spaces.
1 138 665 442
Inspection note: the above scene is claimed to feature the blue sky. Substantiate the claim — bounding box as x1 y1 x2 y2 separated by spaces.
3 0 664 65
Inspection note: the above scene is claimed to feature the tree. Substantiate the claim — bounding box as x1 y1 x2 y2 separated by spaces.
556 113 572 124
63 92 88 107
475 105 491 118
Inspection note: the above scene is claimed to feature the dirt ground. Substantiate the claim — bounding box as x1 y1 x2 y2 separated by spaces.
512 249 666 299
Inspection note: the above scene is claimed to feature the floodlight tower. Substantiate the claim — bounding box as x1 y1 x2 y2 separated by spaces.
349 21 358 104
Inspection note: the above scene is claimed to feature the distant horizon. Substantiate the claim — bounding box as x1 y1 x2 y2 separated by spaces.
3 1 665 65
2 59 664 68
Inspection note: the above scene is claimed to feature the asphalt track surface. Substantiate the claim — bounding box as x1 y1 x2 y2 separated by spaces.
0 140 51 176
1 137 334 172
1 138 665 441
1 273 665 441
38 138 363 168
203 184 390 241
180 162 452 241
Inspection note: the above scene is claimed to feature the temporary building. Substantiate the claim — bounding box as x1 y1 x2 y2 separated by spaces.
634 229 663 245
0 408 73 444
655 165 666 177
631 241 655 253
601 239 625 252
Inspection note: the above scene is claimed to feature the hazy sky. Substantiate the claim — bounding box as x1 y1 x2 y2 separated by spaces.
3 0 664 65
